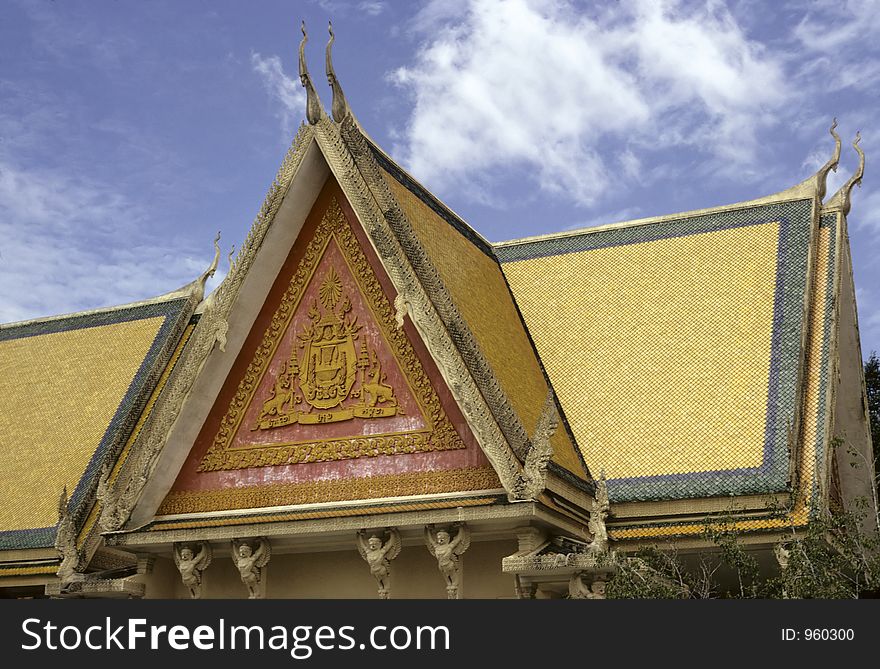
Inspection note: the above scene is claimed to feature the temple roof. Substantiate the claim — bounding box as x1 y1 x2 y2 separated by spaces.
603 210 840 539
497 190 821 504
368 140 589 483
0 293 196 549
0 31 867 565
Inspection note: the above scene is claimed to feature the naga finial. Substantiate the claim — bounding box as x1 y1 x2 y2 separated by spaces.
195 231 221 294
298 20 323 125
827 132 865 216
57 486 69 520
842 131 866 215
326 20 350 123
817 118 841 202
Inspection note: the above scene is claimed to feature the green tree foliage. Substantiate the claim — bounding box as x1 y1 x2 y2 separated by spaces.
606 359 880 600
606 502 880 599
865 351 879 480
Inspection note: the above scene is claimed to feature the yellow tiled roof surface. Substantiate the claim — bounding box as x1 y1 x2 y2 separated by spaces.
0 313 166 533
609 215 837 538
498 197 816 502
503 222 778 478
380 170 586 478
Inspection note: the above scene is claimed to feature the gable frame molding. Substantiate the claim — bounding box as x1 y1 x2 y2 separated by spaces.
313 117 526 497
98 123 316 531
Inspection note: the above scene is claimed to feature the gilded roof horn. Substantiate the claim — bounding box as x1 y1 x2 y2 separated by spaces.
826 132 865 216
816 118 841 202
194 232 222 300
326 20 350 123
841 132 866 216
299 21 323 125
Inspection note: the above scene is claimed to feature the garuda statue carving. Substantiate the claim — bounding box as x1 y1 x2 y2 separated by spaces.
425 524 470 599
357 528 401 599
173 542 212 599
232 538 271 599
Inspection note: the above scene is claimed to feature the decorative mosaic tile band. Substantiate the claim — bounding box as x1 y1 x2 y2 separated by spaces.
368 141 497 260
157 467 502 515
807 214 837 508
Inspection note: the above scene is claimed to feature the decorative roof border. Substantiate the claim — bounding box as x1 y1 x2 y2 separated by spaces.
0 297 193 549
318 116 527 495
116 494 506 535
368 144 496 259
808 213 839 508
0 297 186 342
157 467 500 516
495 135 832 251
501 198 817 502
98 123 316 532
608 215 838 538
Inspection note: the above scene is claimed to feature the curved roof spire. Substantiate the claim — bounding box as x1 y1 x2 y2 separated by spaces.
817 118 841 202
182 231 223 303
326 20 350 123
298 21 323 125
826 132 865 215
200 232 222 284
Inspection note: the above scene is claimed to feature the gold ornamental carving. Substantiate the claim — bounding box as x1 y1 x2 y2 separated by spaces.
157 467 502 515
198 197 465 472
254 267 399 429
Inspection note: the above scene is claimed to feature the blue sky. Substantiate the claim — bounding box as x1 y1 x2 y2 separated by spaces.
1 0 878 358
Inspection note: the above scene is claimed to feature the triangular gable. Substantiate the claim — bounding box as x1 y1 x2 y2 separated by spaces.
111 118 575 532
371 145 588 483
157 180 501 516
199 196 460 471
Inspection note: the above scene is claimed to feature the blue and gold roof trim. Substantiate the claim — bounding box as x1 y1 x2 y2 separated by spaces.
497 190 822 504
604 213 841 540
363 133 591 486
0 294 195 550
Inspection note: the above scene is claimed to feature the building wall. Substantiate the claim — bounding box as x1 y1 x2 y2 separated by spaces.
143 539 518 599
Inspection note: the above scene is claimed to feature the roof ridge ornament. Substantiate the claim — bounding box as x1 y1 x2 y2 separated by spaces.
842 132 865 215
181 231 223 303
817 118 841 202
326 20 350 123
511 390 560 500
198 231 222 288
55 486 82 584
299 21 323 125
826 132 865 215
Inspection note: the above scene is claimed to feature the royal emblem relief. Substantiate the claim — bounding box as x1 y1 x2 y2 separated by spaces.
254 267 399 430
197 198 464 472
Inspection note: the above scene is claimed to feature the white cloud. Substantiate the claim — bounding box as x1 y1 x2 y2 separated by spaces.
0 161 212 323
618 149 642 182
564 206 644 231
358 1 387 16
314 0 387 17
791 0 880 92
391 0 788 207
251 52 305 140
622 0 786 163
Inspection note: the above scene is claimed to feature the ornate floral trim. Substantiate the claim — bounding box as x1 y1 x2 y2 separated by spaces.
158 467 501 515
198 197 465 471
